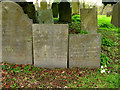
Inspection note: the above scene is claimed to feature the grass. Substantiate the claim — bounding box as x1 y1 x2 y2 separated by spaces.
1 14 119 88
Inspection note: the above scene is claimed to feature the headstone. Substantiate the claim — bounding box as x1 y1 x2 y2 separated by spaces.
2 2 32 64
0 2 2 63
80 7 97 34
111 2 120 27
58 0 71 22
72 0 80 15
32 24 68 68
17 2 37 23
106 11 112 17
37 9 54 24
52 3 58 18
69 34 101 68
40 0 47 10
102 4 113 15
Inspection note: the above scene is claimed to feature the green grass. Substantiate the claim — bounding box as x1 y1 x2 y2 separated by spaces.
1 15 119 88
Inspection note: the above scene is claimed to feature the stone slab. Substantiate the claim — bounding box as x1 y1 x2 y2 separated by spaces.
80 7 97 34
17 2 37 23
58 0 71 22
40 0 47 10
102 4 113 15
32 24 68 68
69 34 101 68
2 2 32 64
72 0 80 14
111 2 120 27
37 9 54 24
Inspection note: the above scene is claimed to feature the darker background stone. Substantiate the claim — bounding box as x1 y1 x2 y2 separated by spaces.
17 2 38 23
52 3 58 18
58 0 71 23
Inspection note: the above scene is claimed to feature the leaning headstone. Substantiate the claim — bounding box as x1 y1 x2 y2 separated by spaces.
2 2 32 64
111 2 120 27
102 4 113 15
72 0 80 14
37 9 54 24
69 34 101 68
52 2 58 18
40 0 47 10
80 7 97 34
58 0 71 22
33 24 68 68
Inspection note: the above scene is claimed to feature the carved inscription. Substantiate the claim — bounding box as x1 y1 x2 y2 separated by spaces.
33 24 68 68
69 34 101 68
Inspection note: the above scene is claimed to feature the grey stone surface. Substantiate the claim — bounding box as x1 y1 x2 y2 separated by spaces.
2 2 32 64
69 34 101 68
72 0 80 14
37 9 54 24
40 0 47 10
0 2 2 62
58 0 71 22
102 4 113 15
111 2 120 27
52 3 58 18
33 24 68 68
80 7 97 34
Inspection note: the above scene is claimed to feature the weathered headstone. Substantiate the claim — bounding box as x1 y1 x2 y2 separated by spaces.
40 0 47 10
102 4 113 15
111 2 120 27
80 7 97 34
17 2 37 23
72 0 80 14
37 9 54 24
58 0 71 22
69 34 101 68
52 2 58 18
33 24 68 68
2 2 32 64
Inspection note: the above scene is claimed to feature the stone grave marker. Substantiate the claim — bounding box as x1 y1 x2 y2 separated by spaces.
2 2 32 64
58 0 71 22
111 2 120 27
17 2 37 23
32 24 68 68
72 0 80 15
52 2 58 18
80 7 97 34
69 34 101 68
37 9 54 24
102 4 113 15
40 0 47 10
